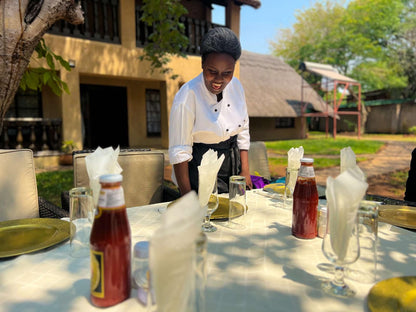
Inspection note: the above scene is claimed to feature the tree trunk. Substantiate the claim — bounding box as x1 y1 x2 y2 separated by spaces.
0 0 84 137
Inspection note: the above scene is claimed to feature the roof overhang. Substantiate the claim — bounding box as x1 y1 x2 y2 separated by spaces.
300 61 358 84
204 0 261 9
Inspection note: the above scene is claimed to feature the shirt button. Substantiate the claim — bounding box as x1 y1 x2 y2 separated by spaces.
226 129 229 132
227 104 230 107
238 124 241 127
214 109 218 112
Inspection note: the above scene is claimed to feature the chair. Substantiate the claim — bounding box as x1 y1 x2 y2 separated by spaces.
70 149 179 208
0 149 68 221
248 141 271 181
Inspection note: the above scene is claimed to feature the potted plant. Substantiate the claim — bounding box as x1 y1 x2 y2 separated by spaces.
59 140 77 165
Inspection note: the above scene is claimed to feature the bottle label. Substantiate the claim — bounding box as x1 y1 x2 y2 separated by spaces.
98 187 125 208
91 250 105 298
298 166 315 178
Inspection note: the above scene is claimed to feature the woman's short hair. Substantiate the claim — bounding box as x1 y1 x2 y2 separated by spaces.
200 27 241 62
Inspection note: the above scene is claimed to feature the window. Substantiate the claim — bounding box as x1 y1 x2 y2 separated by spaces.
6 89 42 118
146 89 161 137
275 118 295 128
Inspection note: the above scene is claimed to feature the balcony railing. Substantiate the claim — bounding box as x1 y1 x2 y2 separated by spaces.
48 0 220 55
48 0 120 44
1 118 62 152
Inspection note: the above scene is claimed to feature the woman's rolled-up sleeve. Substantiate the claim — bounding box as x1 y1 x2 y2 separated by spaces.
168 91 195 165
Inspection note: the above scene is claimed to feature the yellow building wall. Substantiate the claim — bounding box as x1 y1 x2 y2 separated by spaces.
30 0 242 150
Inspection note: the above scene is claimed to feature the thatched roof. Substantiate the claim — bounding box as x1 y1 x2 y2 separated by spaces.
239 51 331 117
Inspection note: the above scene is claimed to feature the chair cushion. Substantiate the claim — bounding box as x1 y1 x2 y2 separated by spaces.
0 149 39 221
74 150 165 208
248 141 271 181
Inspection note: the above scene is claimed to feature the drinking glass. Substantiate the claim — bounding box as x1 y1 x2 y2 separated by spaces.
202 180 219 233
346 201 379 283
321 216 360 297
284 168 299 208
228 176 247 230
69 187 94 258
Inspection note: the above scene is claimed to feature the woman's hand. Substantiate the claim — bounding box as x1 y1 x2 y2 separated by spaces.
240 169 253 190
239 150 252 189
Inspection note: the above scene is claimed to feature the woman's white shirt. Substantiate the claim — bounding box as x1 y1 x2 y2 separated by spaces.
169 73 250 165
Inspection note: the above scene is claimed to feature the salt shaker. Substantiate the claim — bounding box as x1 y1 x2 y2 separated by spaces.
133 241 149 289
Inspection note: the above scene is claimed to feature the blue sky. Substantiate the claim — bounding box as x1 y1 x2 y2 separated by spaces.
239 1 318 55
212 1 319 55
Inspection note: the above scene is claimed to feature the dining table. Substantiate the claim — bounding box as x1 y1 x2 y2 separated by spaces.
1 190 416 312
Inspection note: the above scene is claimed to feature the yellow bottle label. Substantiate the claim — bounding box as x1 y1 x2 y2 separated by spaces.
91 250 105 298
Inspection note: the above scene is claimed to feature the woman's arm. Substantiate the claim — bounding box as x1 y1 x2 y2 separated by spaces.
239 149 252 189
173 161 192 196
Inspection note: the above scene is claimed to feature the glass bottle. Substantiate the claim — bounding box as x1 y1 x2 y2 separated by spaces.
292 158 319 239
90 174 131 307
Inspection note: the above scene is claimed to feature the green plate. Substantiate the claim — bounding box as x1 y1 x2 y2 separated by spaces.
368 276 416 311
0 218 72 258
210 197 247 220
378 205 416 230
167 197 248 221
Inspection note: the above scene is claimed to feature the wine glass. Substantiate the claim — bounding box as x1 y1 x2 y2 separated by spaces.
321 216 360 297
202 180 219 233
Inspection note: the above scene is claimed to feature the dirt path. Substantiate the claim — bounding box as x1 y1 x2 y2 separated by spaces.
313 141 414 185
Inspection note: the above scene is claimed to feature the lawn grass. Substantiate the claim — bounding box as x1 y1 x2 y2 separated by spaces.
268 156 368 170
265 137 384 155
36 170 73 206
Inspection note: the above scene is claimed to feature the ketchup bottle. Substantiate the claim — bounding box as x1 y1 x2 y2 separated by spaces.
292 158 319 239
90 174 131 307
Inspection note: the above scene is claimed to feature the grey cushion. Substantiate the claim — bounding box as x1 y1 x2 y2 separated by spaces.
248 141 271 181
73 150 165 208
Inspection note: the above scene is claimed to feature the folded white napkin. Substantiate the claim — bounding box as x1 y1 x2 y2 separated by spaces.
340 146 356 173
85 146 122 206
288 146 304 170
326 166 368 261
149 191 204 312
198 149 224 208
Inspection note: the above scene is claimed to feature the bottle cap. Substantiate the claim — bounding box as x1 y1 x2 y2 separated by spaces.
134 241 149 258
300 157 314 163
99 174 123 183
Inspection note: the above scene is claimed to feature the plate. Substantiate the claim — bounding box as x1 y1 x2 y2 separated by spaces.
210 197 247 221
378 205 416 229
0 218 71 258
167 197 247 221
368 276 416 311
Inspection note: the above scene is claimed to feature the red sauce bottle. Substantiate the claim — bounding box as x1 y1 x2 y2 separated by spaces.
292 158 319 239
90 174 131 307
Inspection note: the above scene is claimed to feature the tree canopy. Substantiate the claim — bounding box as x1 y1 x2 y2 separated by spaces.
271 0 414 95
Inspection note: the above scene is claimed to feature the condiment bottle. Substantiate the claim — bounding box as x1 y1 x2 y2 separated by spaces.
90 174 131 307
292 158 319 239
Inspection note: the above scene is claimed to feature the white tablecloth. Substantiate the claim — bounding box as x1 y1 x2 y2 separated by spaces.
1 191 416 311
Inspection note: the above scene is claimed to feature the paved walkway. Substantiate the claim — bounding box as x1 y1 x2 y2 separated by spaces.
314 140 415 186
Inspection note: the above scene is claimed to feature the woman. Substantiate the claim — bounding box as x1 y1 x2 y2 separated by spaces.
169 27 252 195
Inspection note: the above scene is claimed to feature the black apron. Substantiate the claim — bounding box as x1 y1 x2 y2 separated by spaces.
189 135 241 194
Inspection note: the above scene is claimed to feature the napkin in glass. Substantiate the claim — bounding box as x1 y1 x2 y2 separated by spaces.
340 146 356 173
287 146 304 170
85 146 122 207
149 191 205 312
325 166 368 261
198 149 225 208
286 146 304 194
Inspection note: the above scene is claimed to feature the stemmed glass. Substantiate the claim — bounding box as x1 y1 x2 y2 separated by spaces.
202 180 219 233
321 216 360 297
